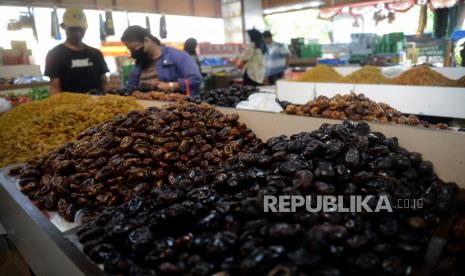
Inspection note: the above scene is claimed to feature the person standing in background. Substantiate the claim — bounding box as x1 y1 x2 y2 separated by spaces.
122 26 202 96
184 38 202 74
461 42 465 67
263 31 290 85
238 29 267 86
45 8 109 94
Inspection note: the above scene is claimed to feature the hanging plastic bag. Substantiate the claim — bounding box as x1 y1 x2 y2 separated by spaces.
105 11 115 36
28 6 38 42
51 8 61 40
146 16 151 33
160 15 167 38
0 98 12 114
433 8 449 39
99 13 107 42
447 5 459 37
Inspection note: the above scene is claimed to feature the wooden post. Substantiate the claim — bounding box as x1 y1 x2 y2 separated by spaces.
444 40 452 67
190 0 195 16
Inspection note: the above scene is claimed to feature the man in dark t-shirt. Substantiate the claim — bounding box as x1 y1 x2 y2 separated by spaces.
44 8 109 94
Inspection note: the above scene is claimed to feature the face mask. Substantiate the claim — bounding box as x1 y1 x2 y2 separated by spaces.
130 46 145 61
131 44 154 69
66 27 85 45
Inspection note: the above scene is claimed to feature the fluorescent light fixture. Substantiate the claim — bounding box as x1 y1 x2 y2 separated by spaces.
308 0 324 8
263 0 324 15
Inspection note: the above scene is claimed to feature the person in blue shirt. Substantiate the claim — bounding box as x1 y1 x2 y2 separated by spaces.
263 31 290 85
121 26 202 96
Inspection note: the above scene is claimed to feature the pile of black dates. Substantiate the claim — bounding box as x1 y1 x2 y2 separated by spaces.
276 99 291 110
78 121 458 275
433 200 465 276
190 84 258 107
106 88 135 96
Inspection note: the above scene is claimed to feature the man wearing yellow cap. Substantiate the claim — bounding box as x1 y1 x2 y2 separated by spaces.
45 8 109 94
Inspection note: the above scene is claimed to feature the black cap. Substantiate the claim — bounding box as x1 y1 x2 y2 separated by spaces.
263 31 272 39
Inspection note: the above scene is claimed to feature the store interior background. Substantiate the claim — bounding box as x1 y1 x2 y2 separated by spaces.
0 6 226 73
1 1 465 275
2 0 464 76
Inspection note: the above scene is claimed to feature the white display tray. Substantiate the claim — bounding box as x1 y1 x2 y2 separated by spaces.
0 165 81 233
277 80 465 119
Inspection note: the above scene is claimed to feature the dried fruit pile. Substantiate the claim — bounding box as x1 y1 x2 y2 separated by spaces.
433 201 465 276
293 65 465 87
18 102 261 221
190 85 258 107
77 121 457 275
0 93 142 167
340 66 388 84
296 65 343 83
285 92 448 129
390 66 451 87
132 91 188 102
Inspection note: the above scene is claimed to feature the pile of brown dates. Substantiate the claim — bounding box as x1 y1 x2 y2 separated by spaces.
132 91 189 102
78 121 457 275
18 102 261 222
285 93 448 129
190 84 258 107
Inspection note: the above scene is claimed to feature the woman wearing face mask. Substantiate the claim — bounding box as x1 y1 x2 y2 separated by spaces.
121 26 202 96
184 38 202 74
238 29 267 86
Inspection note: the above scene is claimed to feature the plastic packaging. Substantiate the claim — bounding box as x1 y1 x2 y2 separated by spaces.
236 93 283 113
381 66 404 79
0 98 12 113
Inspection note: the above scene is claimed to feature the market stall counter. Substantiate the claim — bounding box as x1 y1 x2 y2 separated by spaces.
1 100 465 275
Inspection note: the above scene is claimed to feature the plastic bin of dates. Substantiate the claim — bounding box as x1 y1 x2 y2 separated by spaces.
77 120 458 275
285 92 448 129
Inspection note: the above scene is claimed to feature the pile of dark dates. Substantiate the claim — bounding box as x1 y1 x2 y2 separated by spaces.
18 102 261 222
433 200 465 276
107 86 157 97
190 84 258 107
107 87 139 97
78 120 458 275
